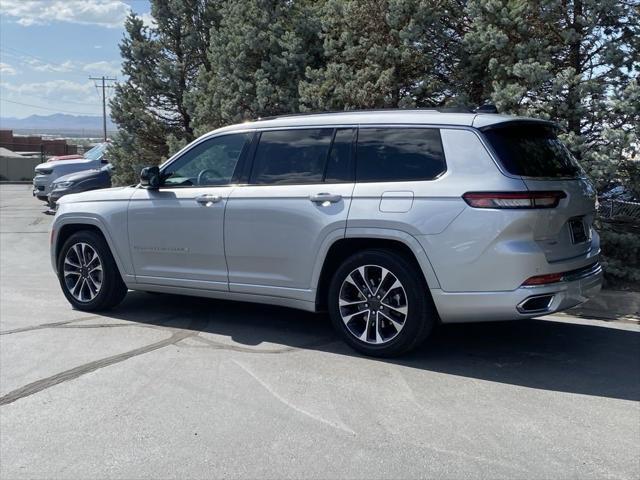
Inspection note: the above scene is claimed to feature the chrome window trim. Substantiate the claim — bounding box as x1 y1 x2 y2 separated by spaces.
158 129 256 172
149 130 255 189
157 122 535 187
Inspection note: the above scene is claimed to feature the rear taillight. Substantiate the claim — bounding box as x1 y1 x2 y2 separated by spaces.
462 191 566 209
522 272 563 286
522 263 600 287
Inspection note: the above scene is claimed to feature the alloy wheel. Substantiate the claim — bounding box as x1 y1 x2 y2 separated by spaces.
63 242 103 302
338 264 408 344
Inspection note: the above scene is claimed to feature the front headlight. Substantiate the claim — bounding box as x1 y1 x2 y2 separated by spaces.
53 181 74 189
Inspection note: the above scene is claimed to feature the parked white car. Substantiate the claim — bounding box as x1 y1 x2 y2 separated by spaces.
33 143 109 201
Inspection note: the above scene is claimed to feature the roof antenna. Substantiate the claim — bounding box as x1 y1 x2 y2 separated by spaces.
475 104 498 114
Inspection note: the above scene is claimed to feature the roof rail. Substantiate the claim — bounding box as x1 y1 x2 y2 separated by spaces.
254 105 498 121
256 107 453 121
437 106 474 113
474 104 499 114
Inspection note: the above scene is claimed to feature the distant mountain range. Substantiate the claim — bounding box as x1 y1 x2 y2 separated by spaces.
0 114 116 132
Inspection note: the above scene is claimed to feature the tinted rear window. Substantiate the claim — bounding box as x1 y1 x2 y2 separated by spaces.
356 128 445 182
251 129 333 185
483 125 582 178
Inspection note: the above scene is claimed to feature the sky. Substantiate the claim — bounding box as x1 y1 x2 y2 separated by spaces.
0 0 151 118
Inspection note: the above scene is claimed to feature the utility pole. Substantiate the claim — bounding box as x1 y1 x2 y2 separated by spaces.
89 76 116 141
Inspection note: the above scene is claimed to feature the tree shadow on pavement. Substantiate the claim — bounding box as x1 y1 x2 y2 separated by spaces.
103 291 640 402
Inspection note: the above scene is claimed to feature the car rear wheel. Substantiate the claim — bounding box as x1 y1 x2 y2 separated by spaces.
57 231 127 311
328 249 436 357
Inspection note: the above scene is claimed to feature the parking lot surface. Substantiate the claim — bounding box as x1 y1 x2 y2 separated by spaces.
1 184 639 479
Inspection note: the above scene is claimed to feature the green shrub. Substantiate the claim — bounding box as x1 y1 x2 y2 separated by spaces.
598 226 640 287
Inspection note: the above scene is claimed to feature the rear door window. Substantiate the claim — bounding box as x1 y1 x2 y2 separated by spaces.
250 129 333 185
356 128 446 182
482 124 582 178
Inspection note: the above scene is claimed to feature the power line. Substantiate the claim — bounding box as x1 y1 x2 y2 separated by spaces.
0 57 114 108
0 46 89 79
0 98 102 116
4 89 106 108
1 46 121 80
1 45 55 63
89 76 117 141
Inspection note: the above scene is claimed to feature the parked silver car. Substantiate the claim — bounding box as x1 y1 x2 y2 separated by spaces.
50 110 602 356
33 143 109 201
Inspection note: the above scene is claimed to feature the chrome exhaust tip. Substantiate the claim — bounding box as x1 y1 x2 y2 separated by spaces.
517 294 555 314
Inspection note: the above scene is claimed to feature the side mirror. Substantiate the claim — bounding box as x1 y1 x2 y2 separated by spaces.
140 166 161 189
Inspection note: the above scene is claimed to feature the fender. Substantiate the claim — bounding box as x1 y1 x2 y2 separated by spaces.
51 213 135 285
309 227 442 293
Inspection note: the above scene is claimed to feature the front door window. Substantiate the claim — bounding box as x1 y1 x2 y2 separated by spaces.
163 133 252 187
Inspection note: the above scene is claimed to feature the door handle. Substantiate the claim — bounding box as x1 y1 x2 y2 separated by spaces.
195 194 222 206
309 193 342 204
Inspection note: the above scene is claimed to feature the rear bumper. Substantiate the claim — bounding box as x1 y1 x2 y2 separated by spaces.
432 262 603 323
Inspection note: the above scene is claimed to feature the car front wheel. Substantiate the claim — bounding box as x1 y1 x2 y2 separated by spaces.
57 230 127 311
328 249 436 357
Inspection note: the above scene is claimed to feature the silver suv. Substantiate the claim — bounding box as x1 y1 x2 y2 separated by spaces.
50 111 602 356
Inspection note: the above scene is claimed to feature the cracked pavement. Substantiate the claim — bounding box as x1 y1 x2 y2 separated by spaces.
1 184 639 479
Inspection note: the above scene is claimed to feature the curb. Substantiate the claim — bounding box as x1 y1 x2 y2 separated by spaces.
559 311 639 324
565 290 640 323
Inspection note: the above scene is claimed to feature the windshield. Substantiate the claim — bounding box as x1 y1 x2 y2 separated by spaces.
83 143 108 161
482 124 582 178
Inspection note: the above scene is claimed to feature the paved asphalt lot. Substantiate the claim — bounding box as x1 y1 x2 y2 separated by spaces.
1 184 639 479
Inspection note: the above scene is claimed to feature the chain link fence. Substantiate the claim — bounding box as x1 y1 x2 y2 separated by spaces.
598 199 640 234
599 199 640 220
596 198 640 285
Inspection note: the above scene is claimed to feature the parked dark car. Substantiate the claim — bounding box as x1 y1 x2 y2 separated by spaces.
34 143 110 202
48 164 112 208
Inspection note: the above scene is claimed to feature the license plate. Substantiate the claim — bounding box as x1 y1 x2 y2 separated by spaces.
569 218 588 244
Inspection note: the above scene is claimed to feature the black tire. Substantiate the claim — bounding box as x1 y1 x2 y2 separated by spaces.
57 230 127 311
328 249 436 357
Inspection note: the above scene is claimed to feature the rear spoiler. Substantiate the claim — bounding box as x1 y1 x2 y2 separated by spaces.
475 118 559 132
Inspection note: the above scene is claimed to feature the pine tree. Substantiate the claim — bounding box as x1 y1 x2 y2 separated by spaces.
461 0 639 283
108 1 222 185
188 0 323 134
461 0 639 192
298 0 465 111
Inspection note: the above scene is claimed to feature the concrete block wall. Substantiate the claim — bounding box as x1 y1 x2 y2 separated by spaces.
0 156 42 181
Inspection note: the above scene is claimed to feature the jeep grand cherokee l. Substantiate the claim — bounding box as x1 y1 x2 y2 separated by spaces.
50 110 602 357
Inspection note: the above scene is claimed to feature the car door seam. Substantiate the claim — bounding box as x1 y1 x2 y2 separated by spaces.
222 185 236 292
